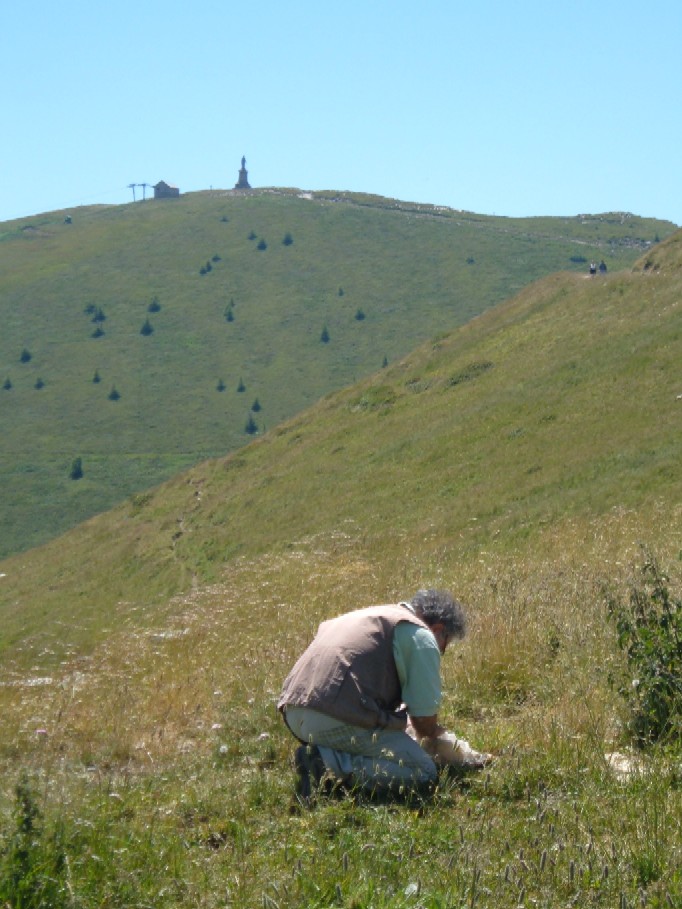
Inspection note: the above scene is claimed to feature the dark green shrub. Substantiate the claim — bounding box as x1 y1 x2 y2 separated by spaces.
607 551 682 745
91 326 105 338
354 308 366 321
0 773 67 909
3 377 12 390
108 386 120 401
34 377 44 389
92 369 101 384
320 326 330 343
245 414 258 434
216 379 226 392
69 457 83 480
20 348 31 363
257 238 267 251
237 378 246 393
282 232 293 246
140 318 154 336
148 296 161 313
251 398 261 412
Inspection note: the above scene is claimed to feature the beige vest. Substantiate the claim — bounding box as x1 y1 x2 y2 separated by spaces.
278 604 429 730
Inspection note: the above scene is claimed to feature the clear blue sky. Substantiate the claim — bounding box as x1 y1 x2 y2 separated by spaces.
3 0 680 225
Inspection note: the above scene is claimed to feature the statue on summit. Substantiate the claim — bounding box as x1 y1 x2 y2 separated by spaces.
235 156 251 190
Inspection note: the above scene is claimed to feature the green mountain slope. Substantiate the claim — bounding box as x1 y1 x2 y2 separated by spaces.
1 228 680 671
0 189 674 558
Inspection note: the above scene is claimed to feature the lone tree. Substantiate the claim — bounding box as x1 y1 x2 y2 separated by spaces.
245 414 258 435
140 318 154 336
148 296 161 313
20 348 32 363
216 378 226 392
320 325 330 343
237 377 246 393
108 386 120 401
69 457 83 480
251 398 261 412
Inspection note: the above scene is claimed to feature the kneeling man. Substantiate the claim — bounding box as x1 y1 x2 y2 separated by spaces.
278 588 491 799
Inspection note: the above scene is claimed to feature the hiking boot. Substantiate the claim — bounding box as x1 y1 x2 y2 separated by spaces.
294 744 326 803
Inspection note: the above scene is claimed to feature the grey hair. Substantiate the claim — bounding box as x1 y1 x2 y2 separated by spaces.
410 589 467 640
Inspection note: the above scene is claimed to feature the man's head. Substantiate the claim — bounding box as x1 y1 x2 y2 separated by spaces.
411 589 466 652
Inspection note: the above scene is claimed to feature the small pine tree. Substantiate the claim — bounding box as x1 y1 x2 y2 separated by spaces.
248 230 257 241
34 377 44 390
338 287 345 297
226 308 235 322
216 379 226 392
20 348 32 363
92 307 106 323
354 308 366 321
282 232 293 246
251 398 261 412
382 356 388 368
245 414 258 435
91 326 105 338
108 386 120 401
69 457 83 480
140 318 154 336
3 377 12 390
148 296 161 313
320 326 330 343
92 369 101 384
257 238 267 251
237 378 246 393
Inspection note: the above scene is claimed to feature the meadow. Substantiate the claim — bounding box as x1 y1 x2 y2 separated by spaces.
0 222 681 907
0 191 673 559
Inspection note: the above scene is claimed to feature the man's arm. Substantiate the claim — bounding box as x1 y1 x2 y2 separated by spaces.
409 714 446 740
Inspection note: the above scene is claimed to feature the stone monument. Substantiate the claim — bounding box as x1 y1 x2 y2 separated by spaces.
234 156 251 190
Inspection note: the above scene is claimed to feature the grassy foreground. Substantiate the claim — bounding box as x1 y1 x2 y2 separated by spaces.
1 525 681 908
1 232 682 906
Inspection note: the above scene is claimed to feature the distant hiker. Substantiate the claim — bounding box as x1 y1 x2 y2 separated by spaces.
589 262 597 275
599 260 607 273
278 589 492 802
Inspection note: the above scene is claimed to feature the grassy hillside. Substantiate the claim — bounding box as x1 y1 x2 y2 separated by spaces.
0 189 674 558
0 228 681 908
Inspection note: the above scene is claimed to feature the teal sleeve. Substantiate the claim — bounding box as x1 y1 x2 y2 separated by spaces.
393 623 442 716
